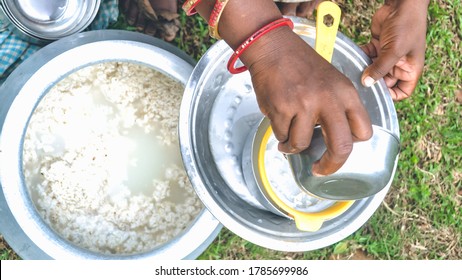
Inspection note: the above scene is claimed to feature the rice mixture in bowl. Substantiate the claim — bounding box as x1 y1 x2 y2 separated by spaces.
22 61 202 255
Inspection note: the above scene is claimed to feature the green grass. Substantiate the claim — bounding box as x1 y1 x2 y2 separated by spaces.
175 11 216 61
0 236 19 260
1 0 460 260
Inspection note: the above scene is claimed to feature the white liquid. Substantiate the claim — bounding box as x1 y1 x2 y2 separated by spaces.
88 82 185 196
22 62 200 255
106 125 184 197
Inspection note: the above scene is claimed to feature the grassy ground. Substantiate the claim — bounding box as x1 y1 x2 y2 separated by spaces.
1 0 460 260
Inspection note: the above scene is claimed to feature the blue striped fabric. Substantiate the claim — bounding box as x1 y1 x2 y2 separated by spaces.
0 31 29 76
89 0 119 30
0 0 119 84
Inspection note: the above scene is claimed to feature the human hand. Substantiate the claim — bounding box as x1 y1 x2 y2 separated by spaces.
241 27 373 175
360 0 429 100
194 0 371 175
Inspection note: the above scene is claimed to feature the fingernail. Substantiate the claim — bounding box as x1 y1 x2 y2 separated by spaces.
311 162 324 177
363 76 375 87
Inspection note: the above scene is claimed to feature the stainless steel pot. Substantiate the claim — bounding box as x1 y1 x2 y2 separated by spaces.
179 17 399 252
0 30 221 259
0 0 100 44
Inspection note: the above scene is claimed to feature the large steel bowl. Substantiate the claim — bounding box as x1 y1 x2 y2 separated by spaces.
179 17 399 252
0 30 221 259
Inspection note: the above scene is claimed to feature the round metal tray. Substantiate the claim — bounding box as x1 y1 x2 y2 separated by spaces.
180 17 399 252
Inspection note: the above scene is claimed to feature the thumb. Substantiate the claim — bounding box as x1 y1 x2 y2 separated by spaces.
361 47 401 87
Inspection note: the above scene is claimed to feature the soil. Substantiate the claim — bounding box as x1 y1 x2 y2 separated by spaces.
330 249 375 260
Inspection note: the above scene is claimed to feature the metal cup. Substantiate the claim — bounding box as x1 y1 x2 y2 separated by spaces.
243 117 355 232
287 125 400 200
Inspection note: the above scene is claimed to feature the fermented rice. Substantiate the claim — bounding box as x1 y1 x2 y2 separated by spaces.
23 62 202 255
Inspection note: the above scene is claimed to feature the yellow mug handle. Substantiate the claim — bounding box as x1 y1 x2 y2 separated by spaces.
315 1 341 63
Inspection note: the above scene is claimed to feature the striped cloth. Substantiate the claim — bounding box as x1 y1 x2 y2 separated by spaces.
0 0 119 84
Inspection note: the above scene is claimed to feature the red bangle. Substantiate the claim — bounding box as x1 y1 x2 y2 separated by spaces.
182 0 202 16
208 0 230 39
227 18 294 74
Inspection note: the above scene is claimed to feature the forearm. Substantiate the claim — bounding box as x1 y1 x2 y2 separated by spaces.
385 0 430 9
196 0 282 49
195 0 303 72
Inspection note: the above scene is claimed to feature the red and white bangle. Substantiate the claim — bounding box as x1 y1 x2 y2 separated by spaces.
182 0 202 16
208 0 230 40
227 17 294 74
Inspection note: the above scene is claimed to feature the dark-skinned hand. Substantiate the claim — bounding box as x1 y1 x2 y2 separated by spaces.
241 27 373 175
360 0 429 100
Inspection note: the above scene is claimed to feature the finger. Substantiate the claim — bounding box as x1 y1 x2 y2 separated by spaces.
345 101 373 142
278 3 299 16
384 63 420 99
126 1 140 25
361 48 402 88
136 13 146 32
145 21 157 36
383 73 398 89
267 111 292 144
312 113 353 176
390 80 415 101
278 113 316 154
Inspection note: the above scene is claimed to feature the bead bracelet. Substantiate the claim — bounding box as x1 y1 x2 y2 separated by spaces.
208 0 230 39
182 0 202 16
227 17 294 74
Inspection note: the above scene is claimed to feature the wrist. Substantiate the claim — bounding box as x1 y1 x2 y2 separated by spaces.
227 18 294 74
196 0 282 49
239 26 302 75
